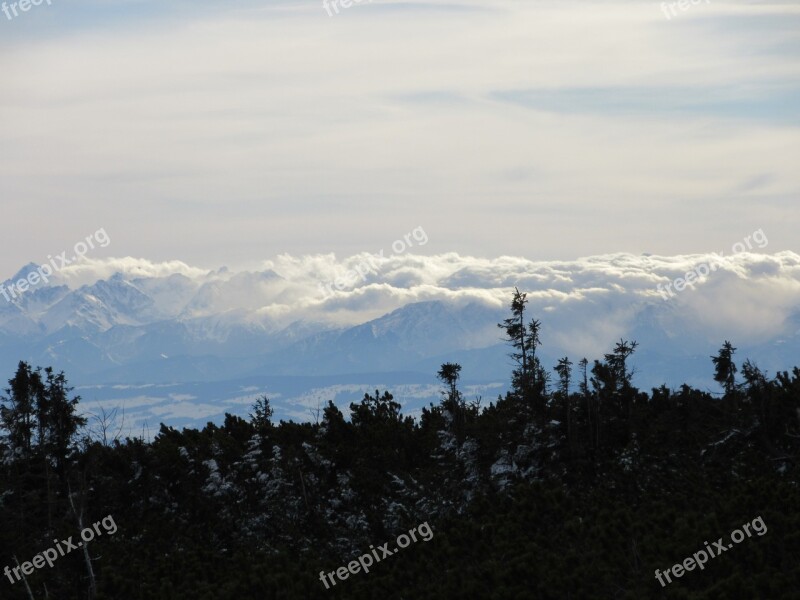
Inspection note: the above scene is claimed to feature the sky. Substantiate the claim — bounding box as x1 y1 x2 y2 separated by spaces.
1 0 799 280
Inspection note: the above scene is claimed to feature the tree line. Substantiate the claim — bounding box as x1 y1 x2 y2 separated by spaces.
0 288 798 598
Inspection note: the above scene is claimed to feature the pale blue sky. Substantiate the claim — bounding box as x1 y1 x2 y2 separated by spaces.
1 0 798 279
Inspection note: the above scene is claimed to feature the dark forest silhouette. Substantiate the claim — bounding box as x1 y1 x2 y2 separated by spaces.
1 289 798 598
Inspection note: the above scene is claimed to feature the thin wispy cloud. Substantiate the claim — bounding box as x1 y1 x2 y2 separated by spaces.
1 1 797 277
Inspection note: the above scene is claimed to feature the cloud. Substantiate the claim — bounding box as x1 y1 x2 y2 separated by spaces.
6 250 799 353
53 257 210 288
1 0 799 278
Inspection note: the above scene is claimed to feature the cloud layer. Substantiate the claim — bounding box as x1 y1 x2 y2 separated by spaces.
5 249 797 358
2 249 799 430
1 0 798 276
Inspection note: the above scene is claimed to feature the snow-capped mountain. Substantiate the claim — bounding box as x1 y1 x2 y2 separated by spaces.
1 250 798 431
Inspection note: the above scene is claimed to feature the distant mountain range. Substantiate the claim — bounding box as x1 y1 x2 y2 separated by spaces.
1 251 798 433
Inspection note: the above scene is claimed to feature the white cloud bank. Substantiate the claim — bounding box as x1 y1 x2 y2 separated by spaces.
8 249 797 356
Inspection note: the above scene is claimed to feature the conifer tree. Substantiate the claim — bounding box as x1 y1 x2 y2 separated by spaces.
498 288 544 413
712 341 738 396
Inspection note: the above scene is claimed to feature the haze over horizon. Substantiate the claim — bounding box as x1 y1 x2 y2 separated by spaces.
2 247 798 432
